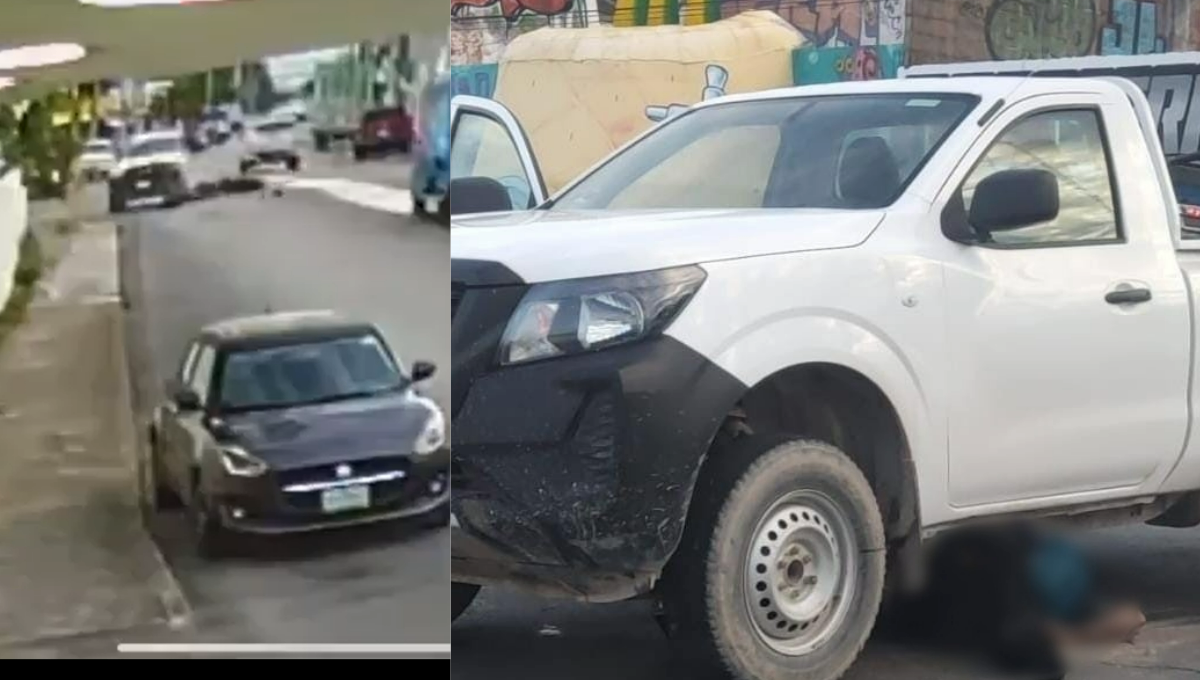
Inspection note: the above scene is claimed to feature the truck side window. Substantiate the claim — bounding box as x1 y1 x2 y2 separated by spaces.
962 109 1119 246
451 112 533 209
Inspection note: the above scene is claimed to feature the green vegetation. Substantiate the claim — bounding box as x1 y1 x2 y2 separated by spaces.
0 87 90 200
0 230 44 346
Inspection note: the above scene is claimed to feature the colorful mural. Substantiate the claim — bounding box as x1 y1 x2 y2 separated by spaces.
450 64 500 97
794 43 906 82
493 11 801 192
908 0 1198 64
451 0 594 66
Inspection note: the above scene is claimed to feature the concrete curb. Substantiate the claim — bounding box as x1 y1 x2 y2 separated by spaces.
113 219 195 634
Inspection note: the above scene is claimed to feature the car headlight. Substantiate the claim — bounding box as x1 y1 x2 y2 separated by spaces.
220 446 268 477
498 265 706 366
413 408 445 455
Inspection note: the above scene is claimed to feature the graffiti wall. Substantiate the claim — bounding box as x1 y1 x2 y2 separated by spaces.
605 0 908 83
493 11 801 192
450 64 500 97
450 0 597 65
909 0 1200 64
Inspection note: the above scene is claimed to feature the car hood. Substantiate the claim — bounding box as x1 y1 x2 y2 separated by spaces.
451 208 886 283
218 390 440 470
115 153 187 173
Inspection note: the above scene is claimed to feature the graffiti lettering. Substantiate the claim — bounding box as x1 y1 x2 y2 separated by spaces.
984 0 1098 60
450 64 499 98
1099 0 1170 55
959 0 988 21
451 0 574 20
834 47 882 79
719 0 908 48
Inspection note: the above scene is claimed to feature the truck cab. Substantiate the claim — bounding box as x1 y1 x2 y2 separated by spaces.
450 77 1200 680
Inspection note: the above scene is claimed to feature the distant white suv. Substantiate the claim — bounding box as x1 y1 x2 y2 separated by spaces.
107 130 194 213
77 138 117 183
239 117 301 175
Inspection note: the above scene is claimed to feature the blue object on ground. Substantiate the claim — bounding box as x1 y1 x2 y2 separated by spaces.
1028 534 1093 624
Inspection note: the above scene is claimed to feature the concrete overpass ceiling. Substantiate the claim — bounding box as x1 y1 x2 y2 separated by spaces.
0 0 445 101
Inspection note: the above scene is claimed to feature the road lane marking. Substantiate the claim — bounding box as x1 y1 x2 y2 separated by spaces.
262 175 413 215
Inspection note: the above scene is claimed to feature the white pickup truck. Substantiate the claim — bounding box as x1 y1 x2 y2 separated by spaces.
449 76 1200 680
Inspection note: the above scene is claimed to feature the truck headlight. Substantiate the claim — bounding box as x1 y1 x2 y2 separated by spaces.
220 446 268 477
413 408 445 455
498 265 706 366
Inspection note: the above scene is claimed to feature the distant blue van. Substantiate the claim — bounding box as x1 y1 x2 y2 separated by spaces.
412 75 450 223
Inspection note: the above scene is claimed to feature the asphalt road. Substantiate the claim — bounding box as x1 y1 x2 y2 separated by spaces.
123 146 449 645
452 528 1200 679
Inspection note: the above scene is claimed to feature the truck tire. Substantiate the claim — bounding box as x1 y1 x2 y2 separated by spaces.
657 436 885 680
452 582 481 622
353 145 369 162
286 155 301 173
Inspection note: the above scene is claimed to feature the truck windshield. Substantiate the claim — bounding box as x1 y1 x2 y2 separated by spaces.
551 93 979 211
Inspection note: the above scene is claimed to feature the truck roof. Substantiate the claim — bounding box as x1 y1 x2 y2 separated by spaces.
699 76 1125 110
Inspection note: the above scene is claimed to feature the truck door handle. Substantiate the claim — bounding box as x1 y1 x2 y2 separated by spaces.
1105 287 1152 305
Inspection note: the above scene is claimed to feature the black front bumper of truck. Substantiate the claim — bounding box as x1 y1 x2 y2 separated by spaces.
450 260 745 596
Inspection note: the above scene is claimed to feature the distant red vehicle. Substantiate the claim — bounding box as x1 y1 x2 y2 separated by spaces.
353 106 414 161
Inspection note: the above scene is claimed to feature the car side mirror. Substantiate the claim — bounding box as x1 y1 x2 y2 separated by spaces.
174 387 202 411
411 361 436 383
968 168 1059 235
450 177 513 215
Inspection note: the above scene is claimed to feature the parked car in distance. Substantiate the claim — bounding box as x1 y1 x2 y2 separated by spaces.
107 130 194 213
354 105 413 161
77 138 118 183
148 310 449 558
450 76 1200 680
239 116 301 175
412 75 450 224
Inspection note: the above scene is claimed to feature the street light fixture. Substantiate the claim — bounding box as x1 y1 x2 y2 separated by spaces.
0 43 87 70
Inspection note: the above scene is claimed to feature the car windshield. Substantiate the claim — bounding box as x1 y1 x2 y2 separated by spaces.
549 93 979 211
217 333 405 413
129 138 182 157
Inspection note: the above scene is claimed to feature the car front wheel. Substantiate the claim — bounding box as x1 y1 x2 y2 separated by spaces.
658 436 885 680
148 427 182 511
191 485 233 560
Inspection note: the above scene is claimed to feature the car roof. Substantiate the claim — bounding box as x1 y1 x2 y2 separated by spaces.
198 310 378 348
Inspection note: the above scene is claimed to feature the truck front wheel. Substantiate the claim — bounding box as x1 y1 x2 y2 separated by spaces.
658 436 885 680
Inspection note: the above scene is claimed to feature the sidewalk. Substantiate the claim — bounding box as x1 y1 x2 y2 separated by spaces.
0 212 184 650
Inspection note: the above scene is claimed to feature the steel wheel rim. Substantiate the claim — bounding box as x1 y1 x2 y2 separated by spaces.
742 489 858 656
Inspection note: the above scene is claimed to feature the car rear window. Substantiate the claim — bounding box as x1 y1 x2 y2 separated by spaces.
363 108 405 123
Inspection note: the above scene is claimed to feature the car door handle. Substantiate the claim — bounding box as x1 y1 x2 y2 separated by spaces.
1105 287 1152 305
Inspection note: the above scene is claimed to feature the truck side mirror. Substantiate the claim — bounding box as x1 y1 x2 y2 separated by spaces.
450 177 513 215
968 169 1060 235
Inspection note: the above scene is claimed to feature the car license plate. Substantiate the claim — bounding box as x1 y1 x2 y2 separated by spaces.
321 485 370 513
136 180 151 189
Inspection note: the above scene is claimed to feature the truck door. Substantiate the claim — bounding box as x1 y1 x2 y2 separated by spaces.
938 93 1191 508
450 95 547 213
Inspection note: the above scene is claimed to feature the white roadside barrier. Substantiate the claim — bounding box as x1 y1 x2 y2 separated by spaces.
0 165 29 310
